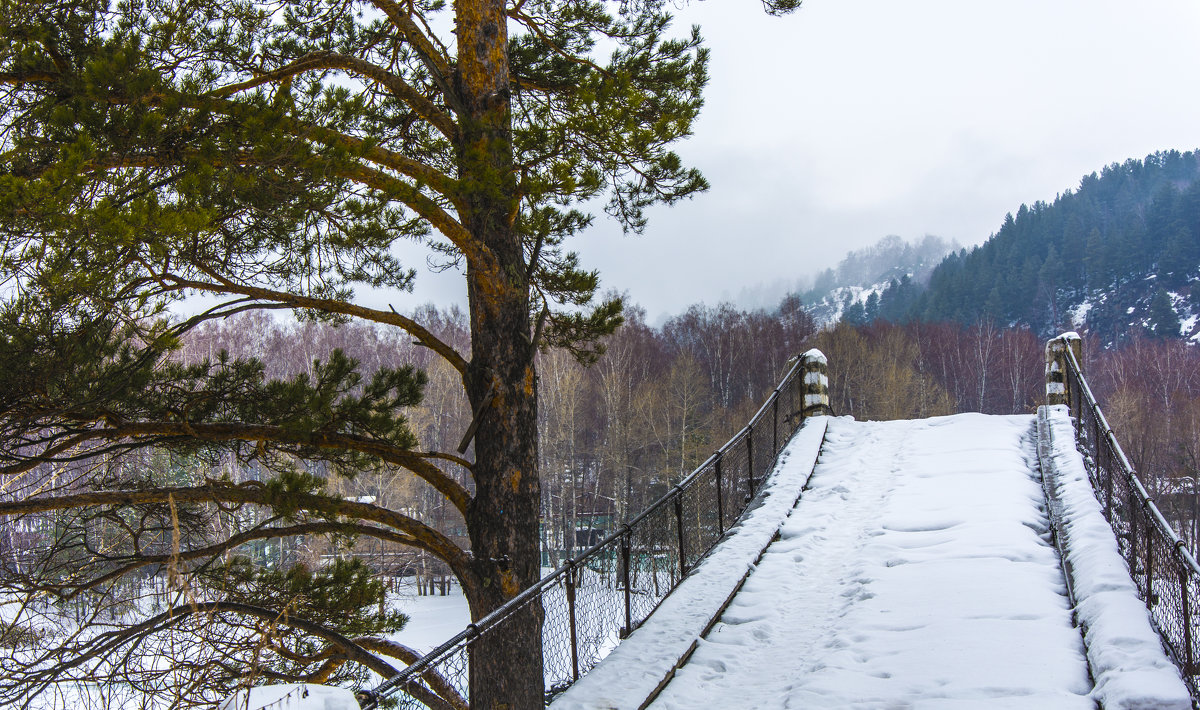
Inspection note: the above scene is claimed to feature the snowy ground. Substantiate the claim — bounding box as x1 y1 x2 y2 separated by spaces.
644 414 1095 709
551 419 829 710
38 411 1191 710
435 411 1192 709
1041 405 1191 709
385 585 470 654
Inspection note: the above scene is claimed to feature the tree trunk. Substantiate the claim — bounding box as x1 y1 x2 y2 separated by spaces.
456 1 544 707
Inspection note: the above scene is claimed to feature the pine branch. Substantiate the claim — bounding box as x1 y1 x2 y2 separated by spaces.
45 521 432 600
0 482 474 590
153 269 470 378
210 50 458 140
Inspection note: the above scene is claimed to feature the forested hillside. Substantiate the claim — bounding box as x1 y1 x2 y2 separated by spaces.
801 234 957 326
863 150 1200 342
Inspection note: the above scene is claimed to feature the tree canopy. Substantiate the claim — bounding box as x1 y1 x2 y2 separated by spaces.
0 0 798 705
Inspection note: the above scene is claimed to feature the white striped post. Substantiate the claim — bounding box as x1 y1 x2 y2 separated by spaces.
801 349 831 418
1045 332 1082 408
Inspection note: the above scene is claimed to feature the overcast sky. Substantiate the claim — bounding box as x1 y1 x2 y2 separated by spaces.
390 0 1200 323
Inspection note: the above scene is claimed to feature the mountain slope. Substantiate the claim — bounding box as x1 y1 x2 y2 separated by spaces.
878 150 1200 343
801 235 957 327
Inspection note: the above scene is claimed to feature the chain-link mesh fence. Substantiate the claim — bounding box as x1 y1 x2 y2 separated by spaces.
1062 348 1200 699
363 356 812 709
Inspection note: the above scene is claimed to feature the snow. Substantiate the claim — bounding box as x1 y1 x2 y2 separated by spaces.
33 410 1191 710
386 585 470 654
561 414 1105 709
218 683 358 710
1180 313 1199 340
380 565 577 662
550 417 829 710
1041 405 1191 709
1070 300 1093 329
807 285 886 328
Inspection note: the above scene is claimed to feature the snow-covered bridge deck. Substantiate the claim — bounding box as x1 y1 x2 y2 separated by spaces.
553 413 1191 710
653 415 1088 708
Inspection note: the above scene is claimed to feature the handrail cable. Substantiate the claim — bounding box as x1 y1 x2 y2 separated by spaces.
362 352 821 709
1058 340 1200 694
1061 346 1200 575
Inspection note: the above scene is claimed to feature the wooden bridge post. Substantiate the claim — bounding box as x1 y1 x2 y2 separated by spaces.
1045 332 1082 408
801 349 831 418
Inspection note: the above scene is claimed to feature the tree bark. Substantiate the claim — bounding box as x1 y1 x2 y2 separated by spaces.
456 1 545 707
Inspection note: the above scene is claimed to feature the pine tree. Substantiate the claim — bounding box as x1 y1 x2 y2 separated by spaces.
863 291 880 323
842 299 867 326
1036 245 1063 332
0 0 799 705
1148 288 1181 339
897 150 1200 337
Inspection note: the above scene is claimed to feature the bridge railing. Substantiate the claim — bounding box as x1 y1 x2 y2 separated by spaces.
1050 333 1200 695
362 350 832 709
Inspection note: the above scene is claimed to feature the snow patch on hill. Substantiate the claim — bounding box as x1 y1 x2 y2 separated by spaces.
806 283 889 328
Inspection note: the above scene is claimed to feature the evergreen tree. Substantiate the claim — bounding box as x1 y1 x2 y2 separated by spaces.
1160 223 1196 284
1036 245 1063 330
863 291 880 323
0 0 798 704
1084 227 1110 290
1148 288 1181 339
877 275 919 323
842 298 867 326
896 150 1200 339
982 286 1004 322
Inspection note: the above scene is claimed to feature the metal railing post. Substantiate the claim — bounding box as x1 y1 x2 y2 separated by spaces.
1182 561 1194 673
566 563 580 681
773 395 779 455
746 425 755 496
674 493 686 577
620 532 632 638
1130 496 1140 576
1145 520 1155 608
1104 442 1114 520
714 453 725 534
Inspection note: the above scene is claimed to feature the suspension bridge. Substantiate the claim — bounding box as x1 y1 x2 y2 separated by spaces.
236 334 1200 710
